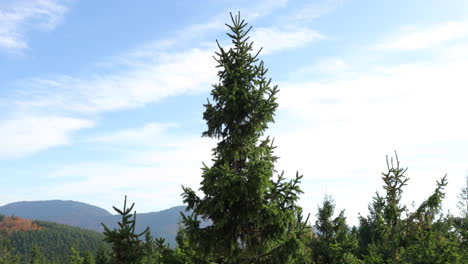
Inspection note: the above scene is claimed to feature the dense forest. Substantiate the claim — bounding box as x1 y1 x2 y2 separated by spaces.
1 13 467 264
0 215 107 263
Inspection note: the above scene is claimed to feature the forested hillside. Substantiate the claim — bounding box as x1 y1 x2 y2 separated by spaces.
0 215 106 264
0 215 42 234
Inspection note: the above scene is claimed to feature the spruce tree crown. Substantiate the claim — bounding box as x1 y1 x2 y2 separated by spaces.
182 12 307 264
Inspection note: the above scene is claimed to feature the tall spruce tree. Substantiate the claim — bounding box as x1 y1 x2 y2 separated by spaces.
181 12 309 264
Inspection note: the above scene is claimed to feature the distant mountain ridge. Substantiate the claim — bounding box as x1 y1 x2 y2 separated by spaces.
0 200 112 228
0 200 187 246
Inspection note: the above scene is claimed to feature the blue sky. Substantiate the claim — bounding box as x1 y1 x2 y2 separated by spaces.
1 0 467 225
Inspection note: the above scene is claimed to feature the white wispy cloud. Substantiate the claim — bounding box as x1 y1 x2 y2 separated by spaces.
22 48 217 113
298 58 351 75
18 8 326 115
271 42 468 223
89 122 177 145
113 0 291 61
2 47 216 159
245 0 333 56
3 2 467 225
281 0 345 23
376 20 468 51
0 115 93 159
253 26 324 55
241 0 289 20
1 0 329 214
0 0 69 51
7 5 310 159
43 136 215 212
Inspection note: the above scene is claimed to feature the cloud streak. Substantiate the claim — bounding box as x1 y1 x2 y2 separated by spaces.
253 26 324 55
271 40 468 223
88 122 177 146
4 2 324 159
376 20 468 51
42 135 215 212
0 0 69 51
0 115 93 159
281 0 345 23
23 48 217 114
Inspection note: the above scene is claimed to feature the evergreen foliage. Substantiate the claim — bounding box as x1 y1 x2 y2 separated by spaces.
458 175 468 217
83 251 96 264
28 245 47 264
94 244 110 264
311 196 361 264
69 248 84 264
0 238 20 264
453 177 468 261
181 12 308 264
102 196 149 264
357 153 463 263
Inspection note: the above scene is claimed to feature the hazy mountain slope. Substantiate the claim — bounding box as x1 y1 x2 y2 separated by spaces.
0 201 187 246
0 200 112 228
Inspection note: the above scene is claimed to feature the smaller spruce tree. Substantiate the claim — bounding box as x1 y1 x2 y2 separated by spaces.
358 153 452 263
102 195 149 264
70 248 84 264
458 175 468 217
0 238 20 264
311 196 360 264
94 244 109 264
28 245 47 264
83 250 95 264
